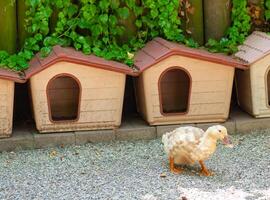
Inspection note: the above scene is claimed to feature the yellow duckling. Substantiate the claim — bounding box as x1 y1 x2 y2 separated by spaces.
162 125 232 176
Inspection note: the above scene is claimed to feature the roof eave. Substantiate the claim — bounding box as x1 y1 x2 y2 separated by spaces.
25 46 136 79
134 51 249 73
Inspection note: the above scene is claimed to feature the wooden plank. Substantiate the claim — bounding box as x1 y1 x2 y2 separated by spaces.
153 102 225 116
77 110 117 122
82 99 119 111
184 0 204 45
0 0 17 53
204 0 231 41
17 0 28 49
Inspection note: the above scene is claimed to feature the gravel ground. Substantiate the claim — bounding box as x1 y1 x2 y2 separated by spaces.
0 130 269 200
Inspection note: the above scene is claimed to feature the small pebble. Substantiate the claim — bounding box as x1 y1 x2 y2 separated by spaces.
160 173 167 178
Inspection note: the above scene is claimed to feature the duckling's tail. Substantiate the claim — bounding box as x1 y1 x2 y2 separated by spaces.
161 132 168 145
162 132 171 155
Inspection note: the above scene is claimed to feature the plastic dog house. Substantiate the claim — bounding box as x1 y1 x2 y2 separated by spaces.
134 38 247 125
25 46 134 133
235 31 270 118
0 69 24 138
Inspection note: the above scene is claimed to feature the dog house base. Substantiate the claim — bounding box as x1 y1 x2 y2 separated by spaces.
37 124 118 133
147 118 227 126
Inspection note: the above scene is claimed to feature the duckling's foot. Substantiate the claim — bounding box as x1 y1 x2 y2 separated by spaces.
199 160 214 176
169 156 183 174
172 167 183 174
200 169 214 176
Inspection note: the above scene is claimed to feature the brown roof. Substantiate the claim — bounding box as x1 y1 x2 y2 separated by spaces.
24 45 136 79
134 37 248 72
235 31 270 64
0 68 25 83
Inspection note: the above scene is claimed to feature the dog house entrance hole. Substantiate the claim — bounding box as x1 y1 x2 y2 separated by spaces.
47 75 80 122
159 68 190 114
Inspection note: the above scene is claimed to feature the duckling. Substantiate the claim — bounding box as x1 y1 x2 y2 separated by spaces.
162 125 232 176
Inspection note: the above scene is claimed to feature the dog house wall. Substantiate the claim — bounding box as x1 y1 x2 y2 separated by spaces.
0 69 25 138
134 38 248 125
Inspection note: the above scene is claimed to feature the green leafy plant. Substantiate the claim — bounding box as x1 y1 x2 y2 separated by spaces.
0 0 192 71
265 0 270 32
265 0 270 21
0 0 258 71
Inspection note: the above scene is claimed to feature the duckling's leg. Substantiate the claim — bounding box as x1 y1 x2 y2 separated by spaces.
169 156 183 174
199 160 213 176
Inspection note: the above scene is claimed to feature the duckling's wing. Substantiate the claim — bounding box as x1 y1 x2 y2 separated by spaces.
162 126 204 155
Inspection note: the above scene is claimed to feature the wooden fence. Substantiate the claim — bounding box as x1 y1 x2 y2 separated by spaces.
0 0 261 54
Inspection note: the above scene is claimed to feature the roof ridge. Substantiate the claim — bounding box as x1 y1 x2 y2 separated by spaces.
134 38 248 72
24 45 136 78
235 31 270 64
242 43 265 53
140 40 161 60
141 49 156 60
153 37 172 50
253 31 270 41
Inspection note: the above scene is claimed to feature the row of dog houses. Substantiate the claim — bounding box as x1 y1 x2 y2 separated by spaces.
0 31 269 138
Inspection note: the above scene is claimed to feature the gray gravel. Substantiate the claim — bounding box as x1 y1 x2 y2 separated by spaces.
0 130 269 200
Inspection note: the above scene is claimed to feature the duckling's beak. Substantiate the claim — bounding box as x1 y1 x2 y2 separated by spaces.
222 136 233 148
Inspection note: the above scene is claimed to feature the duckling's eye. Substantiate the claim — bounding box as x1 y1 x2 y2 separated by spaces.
218 130 221 133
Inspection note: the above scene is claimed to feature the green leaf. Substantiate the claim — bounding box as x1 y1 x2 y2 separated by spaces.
109 15 118 26
0 51 9 60
16 58 29 70
76 36 86 44
83 44 91 54
43 37 59 47
99 14 109 23
99 0 110 11
34 33 43 41
92 47 102 56
40 47 52 58
74 42 82 50
110 0 120 9
91 25 103 36
67 4 78 17
135 20 142 28
117 7 130 19
133 6 144 16
265 10 270 20
266 0 270 9
82 4 96 20
18 50 33 60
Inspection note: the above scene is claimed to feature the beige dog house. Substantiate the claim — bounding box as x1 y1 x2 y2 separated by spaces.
25 46 134 133
134 37 248 125
0 69 25 138
235 31 270 118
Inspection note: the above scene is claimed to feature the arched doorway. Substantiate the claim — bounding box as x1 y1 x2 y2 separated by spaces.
159 67 191 114
47 74 81 122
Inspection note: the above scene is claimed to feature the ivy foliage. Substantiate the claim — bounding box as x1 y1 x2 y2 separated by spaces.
266 2 270 33
206 0 251 54
0 0 257 71
265 0 270 26
0 0 196 71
